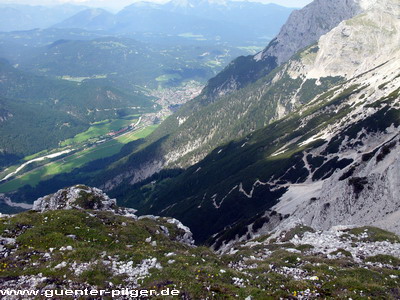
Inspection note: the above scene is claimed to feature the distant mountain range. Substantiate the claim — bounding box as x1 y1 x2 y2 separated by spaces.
52 1 293 43
0 1 293 44
51 8 115 31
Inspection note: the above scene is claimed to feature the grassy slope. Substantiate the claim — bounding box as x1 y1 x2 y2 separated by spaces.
60 115 139 146
0 211 399 299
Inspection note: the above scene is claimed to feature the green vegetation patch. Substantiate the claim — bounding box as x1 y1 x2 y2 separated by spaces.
280 225 315 242
365 255 400 267
0 125 158 193
347 227 400 243
156 74 182 83
61 115 139 146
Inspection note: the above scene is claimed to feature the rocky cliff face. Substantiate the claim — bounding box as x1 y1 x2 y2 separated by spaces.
209 32 399 246
296 0 399 80
279 139 400 235
266 0 400 235
205 0 364 100
255 0 363 65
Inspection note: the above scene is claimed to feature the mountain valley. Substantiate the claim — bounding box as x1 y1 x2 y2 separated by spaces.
0 0 291 203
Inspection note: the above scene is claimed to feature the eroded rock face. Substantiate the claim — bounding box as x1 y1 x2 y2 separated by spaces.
302 0 400 80
278 138 400 236
32 185 137 218
167 218 195 245
139 215 195 246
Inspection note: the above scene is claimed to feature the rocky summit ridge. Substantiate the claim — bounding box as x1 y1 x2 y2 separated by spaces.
33 185 120 212
32 185 137 217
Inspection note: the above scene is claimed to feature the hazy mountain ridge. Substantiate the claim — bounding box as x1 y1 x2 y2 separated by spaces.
51 1 293 44
52 8 115 31
0 4 88 32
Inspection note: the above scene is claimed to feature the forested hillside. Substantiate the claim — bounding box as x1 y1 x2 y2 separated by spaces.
0 60 153 165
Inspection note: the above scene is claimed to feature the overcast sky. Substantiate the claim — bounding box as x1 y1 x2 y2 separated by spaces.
0 0 313 11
